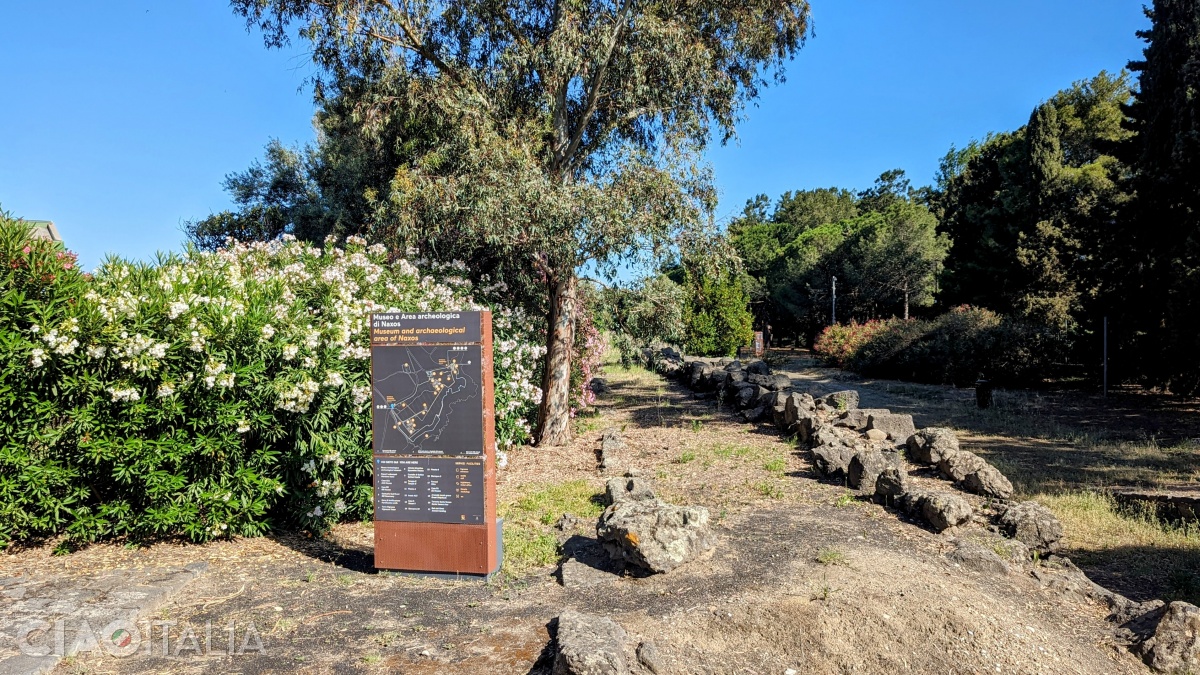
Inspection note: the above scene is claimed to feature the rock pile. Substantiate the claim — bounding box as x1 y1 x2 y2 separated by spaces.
646 347 1050 539
596 474 715 574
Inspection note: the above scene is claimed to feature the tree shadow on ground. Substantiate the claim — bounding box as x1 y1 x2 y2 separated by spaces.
601 374 734 431
1065 543 1200 607
973 435 1200 495
267 531 377 574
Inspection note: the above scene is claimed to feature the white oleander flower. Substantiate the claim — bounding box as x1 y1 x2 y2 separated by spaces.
236 420 250 433
107 386 140 403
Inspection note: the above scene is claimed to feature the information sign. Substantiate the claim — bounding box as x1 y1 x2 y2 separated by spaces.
370 311 499 576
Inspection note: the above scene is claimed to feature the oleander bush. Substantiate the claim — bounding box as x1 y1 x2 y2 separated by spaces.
811 319 894 368
0 214 543 548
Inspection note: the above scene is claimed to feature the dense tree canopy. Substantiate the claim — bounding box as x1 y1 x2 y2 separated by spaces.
728 171 945 343
1112 0 1200 391
934 71 1133 334
218 0 813 444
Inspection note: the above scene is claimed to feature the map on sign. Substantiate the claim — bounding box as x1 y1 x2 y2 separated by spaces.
372 345 483 456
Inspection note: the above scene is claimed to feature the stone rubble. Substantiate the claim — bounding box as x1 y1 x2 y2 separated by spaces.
553 610 628 675
595 475 716 573
643 346 1185 672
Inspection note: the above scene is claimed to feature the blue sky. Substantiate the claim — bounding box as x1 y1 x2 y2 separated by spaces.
1 1 1149 270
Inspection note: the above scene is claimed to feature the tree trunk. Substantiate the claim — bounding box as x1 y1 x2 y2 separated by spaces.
536 273 577 446
903 288 910 320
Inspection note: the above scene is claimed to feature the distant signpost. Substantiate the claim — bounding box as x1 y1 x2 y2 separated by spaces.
370 311 500 576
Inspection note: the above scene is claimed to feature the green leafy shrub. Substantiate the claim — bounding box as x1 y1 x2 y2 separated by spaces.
682 273 754 357
600 275 686 368
0 215 542 547
814 306 1067 386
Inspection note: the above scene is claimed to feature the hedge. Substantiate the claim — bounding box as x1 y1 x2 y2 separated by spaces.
0 215 542 547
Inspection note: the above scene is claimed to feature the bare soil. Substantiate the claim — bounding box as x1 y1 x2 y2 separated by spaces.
0 362 1166 674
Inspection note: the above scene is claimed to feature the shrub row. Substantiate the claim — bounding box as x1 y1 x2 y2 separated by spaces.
0 216 543 548
813 306 1067 387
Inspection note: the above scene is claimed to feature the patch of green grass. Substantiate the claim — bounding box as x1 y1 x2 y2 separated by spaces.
816 547 847 566
574 415 604 434
362 654 383 664
754 481 784 499
501 528 559 576
691 419 704 433
504 480 605 526
712 443 755 459
763 457 787 476
675 451 696 464
498 480 605 576
833 493 855 508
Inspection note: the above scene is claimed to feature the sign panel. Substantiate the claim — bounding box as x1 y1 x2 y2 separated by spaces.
372 345 483 456
370 311 498 575
371 312 483 346
374 457 485 523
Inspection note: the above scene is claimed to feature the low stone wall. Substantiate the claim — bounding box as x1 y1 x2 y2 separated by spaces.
633 347 1200 673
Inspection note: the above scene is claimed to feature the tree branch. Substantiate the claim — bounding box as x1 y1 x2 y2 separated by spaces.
370 0 471 92
557 0 634 177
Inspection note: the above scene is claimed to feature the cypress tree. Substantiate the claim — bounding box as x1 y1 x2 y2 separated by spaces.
1119 0 1200 391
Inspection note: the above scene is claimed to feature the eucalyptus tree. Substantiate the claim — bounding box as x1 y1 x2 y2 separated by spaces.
231 0 812 444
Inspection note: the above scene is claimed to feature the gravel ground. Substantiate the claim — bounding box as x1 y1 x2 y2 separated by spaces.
0 363 1154 674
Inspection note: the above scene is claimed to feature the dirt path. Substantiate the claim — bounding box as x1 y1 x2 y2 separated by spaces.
772 356 1200 606
1 364 1157 674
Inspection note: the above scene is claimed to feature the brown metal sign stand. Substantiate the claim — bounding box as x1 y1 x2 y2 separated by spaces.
369 311 500 578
